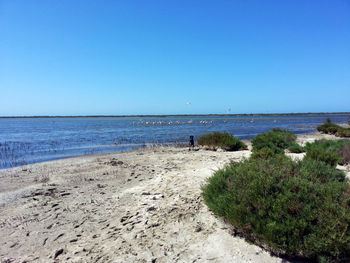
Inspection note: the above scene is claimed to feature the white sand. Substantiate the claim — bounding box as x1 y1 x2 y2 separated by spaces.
0 132 349 263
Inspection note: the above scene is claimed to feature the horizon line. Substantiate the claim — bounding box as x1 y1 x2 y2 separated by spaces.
1 111 350 118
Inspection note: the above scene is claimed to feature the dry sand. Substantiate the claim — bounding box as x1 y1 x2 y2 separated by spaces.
0 132 349 263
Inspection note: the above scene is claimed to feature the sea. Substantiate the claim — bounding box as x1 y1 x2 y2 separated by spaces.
1 114 349 169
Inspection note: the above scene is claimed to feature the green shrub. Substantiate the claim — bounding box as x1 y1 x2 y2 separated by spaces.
336 129 350 138
287 143 305 153
298 158 346 183
252 129 297 154
197 132 247 151
202 155 350 261
305 139 350 152
317 122 340 134
317 122 350 137
304 147 341 167
251 147 279 159
304 139 350 166
339 145 350 165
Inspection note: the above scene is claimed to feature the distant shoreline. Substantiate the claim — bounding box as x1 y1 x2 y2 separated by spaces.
1 112 350 119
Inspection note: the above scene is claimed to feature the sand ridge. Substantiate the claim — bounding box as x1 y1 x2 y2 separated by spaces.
0 133 349 263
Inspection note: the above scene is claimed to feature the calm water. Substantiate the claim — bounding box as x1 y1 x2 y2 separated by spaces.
1 114 349 169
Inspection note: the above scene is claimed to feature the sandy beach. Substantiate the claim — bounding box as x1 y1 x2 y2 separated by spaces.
1 132 349 263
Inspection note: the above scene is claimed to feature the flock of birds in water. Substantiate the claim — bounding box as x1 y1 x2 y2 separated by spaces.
133 120 216 126
131 119 272 126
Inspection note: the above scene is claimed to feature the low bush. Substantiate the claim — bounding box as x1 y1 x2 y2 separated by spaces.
251 147 279 159
337 129 350 137
304 147 341 167
317 122 342 135
252 129 297 154
317 122 350 137
339 145 350 165
305 139 350 152
197 132 247 151
202 155 350 262
287 143 305 153
304 139 350 166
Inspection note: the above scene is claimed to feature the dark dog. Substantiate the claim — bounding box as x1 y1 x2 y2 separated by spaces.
189 135 194 150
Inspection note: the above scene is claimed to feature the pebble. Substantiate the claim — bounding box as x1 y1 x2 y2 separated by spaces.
54 248 64 259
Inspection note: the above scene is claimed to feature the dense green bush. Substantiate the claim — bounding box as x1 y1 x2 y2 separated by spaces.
287 143 305 153
339 145 350 165
197 132 247 151
305 139 350 153
304 147 341 167
337 129 350 137
304 139 350 166
252 129 297 154
317 122 340 134
202 155 350 262
251 147 279 159
317 122 350 137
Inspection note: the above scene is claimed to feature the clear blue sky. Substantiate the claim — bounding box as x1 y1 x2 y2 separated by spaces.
0 0 349 116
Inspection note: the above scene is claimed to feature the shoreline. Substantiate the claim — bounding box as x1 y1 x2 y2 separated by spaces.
0 143 187 172
0 129 342 172
0 132 349 262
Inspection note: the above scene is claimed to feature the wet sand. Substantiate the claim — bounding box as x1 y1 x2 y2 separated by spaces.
0 132 349 263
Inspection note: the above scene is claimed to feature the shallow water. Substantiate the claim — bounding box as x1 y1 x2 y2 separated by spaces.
1 114 349 169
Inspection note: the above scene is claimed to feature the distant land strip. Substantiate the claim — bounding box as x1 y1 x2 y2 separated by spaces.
1 112 350 118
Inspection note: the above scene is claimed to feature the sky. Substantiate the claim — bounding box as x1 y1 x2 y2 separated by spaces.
0 0 349 116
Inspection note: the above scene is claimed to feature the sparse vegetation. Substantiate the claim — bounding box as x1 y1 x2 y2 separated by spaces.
0 141 30 168
197 132 247 151
202 154 350 262
317 121 350 137
34 174 50 183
